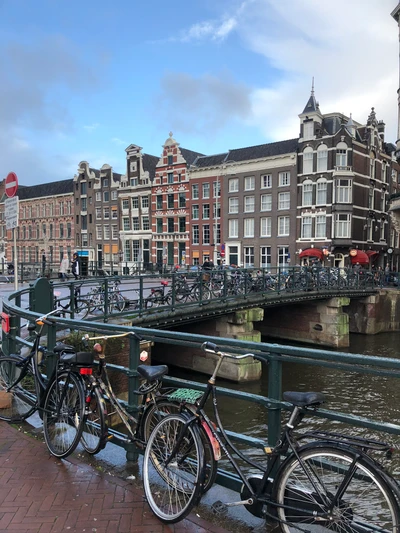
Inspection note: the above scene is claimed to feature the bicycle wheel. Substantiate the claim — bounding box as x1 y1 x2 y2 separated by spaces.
74 299 90 319
143 413 205 523
0 356 36 421
274 444 399 533
43 371 85 459
80 384 107 455
142 399 218 493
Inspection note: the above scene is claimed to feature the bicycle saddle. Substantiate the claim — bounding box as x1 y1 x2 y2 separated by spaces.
53 343 75 354
283 391 325 407
137 364 168 381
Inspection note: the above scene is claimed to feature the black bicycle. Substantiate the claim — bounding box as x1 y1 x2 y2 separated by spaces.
142 342 400 530
0 309 94 459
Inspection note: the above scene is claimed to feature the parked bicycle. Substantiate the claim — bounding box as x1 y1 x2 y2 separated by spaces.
0 309 94 459
80 331 217 492
143 341 400 530
53 283 91 319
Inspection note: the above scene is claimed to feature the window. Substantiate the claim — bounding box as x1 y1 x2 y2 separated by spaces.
303 147 313 174
303 121 314 140
302 181 313 206
203 225 210 244
229 197 239 214
260 246 271 268
315 214 326 238
244 176 255 190
213 203 221 219
260 217 271 237
370 156 375 179
103 178 109 187
229 219 238 238
244 218 254 238
103 225 110 239
244 247 254 267
244 196 255 212
132 198 139 209
278 192 290 210
112 225 118 239
103 207 110 219
156 218 163 233
202 183 210 199
336 179 352 203
81 198 87 211
178 192 186 208
278 216 290 236
81 182 87 195
59 224 64 238
336 142 348 167
279 171 290 186
192 184 199 199
368 186 375 210
132 217 140 231
156 195 163 209
167 194 174 209
381 191 386 211
261 174 272 188
167 218 174 233
111 190 117 200
301 216 312 238
96 226 102 239
192 225 199 244
67 223 71 238
167 154 173 165
142 216 150 230
278 246 290 267
261 194 272 211
317 144 328 172
213 180 221 198
179 217 186 233
130 177 138 187
167 172 174 184
192 205 199 219
142 196 149 208
335 213 351 238
81 215 87 230
229 178 239 192
316 179 327 205
103 191 109 202
122 199 129 210
123 218 130 231
203 204 210 219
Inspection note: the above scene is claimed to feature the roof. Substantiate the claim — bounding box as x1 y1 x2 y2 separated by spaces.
142 153 159 180
226 138 298 162
13 179 74 201
180 147 206 166
191 153 229 169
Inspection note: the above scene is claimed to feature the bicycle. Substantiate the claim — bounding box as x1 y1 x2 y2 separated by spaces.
79 331 218 492
142 341 400 530
54 283 91 319
0 309 94 459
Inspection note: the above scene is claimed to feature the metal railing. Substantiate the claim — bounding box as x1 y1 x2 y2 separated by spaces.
2 277 400 491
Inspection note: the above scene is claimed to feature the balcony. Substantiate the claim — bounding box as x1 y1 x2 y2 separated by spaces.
333 165 353 176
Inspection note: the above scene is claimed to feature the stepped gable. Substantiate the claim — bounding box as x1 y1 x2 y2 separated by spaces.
226 138 298 162
14 178 73 200
191 153 229 168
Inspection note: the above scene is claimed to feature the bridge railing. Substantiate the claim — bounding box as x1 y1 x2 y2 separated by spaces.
2 277 400 490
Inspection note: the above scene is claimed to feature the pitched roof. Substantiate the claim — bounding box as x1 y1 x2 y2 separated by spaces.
14 179 74 201
191 153 229 169
180 147 206 166
226 138 298 162
142 153 159 180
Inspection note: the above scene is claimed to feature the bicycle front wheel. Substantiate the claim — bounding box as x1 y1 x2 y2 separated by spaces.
0 356 37 421
43 371 85 459
143 413 205 523
274 444 399 533
80 384 107 455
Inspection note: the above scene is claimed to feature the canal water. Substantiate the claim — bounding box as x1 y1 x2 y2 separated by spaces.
166 331 400 477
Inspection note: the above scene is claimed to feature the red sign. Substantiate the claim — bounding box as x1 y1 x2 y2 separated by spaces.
5 172 18 198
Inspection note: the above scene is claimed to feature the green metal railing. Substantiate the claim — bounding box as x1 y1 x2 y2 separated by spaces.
3 277 400 490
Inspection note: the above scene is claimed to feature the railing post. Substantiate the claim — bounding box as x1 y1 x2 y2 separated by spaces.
126 333 141 462
267 355 282 447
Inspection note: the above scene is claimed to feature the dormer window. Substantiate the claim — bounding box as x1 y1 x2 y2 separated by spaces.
336 142 348 168
303 121 314 140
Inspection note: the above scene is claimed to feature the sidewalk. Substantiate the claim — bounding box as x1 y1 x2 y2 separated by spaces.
0 421 236 533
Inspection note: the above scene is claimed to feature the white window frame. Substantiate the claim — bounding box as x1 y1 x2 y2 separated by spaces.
317 145 328 172
260 217 271 237
301 216 312 239
278 216 290 236
244 195 255 212
303 121 314 140
336 179 352 203
261 174 272 189
229 197 239 214
302 181 313 206
335 213 351 238
261 194 272 212
244 176 255 191
229 219 238 238
316 179 327 205
244 218 254 238
303 147 313 174
315 214 326 239
278 191 290 210
229 178 239 192
279 171 290 187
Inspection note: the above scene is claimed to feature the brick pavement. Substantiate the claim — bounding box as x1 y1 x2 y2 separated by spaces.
0 421 234 533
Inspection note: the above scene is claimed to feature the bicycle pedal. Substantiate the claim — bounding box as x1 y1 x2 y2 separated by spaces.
211 501 228 516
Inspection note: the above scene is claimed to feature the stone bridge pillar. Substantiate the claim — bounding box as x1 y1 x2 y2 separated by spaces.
257 297 350 348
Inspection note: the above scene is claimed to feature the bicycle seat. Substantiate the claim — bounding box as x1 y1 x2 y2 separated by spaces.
137 364 168 381
53 343 75 354
283 391 325 407
161 280 169 286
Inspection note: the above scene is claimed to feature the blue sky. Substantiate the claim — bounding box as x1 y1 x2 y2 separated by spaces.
1 0 399 185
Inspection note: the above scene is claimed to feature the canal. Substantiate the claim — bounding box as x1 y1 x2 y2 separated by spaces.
165 331 400 477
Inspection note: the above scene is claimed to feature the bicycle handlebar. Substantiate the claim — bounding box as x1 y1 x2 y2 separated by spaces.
82 331 142 343
201 341 256 361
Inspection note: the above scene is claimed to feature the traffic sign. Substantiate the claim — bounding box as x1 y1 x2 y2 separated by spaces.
5 196 19 229
5 172 18 198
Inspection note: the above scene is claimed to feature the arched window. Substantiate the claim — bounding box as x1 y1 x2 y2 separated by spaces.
316 178 327 205
336 142 348 168
303 147 313 174
302 180 313 206
317 144 328 172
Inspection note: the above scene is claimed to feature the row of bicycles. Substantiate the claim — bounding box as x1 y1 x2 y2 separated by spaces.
0 309 399 531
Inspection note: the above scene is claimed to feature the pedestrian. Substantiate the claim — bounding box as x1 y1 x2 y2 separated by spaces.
59 253 69 280
385 263 390 285
71 253 79 280
41 249 46 276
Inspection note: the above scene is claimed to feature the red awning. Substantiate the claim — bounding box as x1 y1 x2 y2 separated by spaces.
350 250 369 265
299 248 324 261
365 250 379 258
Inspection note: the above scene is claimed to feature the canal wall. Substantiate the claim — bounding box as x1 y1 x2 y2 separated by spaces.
347 289 400 334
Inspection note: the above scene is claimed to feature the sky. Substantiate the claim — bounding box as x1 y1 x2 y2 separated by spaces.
1 0 400 185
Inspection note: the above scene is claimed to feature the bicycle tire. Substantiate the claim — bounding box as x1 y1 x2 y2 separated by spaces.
43 371 85 459
75 299 90 319
143 413 205 523
80 383 108 455
0 356 37 421
141 399 218 493
274 444 399 533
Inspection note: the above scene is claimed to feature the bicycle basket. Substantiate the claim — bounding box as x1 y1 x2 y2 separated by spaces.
166 388 204 404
